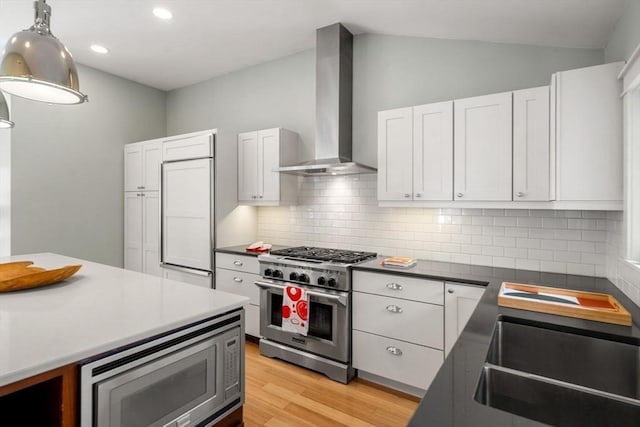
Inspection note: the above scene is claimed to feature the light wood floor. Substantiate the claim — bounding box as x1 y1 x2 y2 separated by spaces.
244 341 420 427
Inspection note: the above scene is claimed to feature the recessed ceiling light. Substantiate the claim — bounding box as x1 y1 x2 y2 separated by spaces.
90 44 109 54
153 7 173 20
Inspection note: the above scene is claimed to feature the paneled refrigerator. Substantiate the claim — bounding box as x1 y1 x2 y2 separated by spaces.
160 131 216 288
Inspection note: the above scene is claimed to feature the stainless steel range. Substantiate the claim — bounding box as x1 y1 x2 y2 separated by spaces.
255 247 377 383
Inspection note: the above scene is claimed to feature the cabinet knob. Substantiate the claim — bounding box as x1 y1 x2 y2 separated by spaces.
137 186 143 189
516 192 524 198
233 277 243 283
251 195 257 199
259 195 263 199
233 261 243 266
386 283 403 291
140 193 145 196
386 346 403 356
448 288 454 294
404 193 411 198
456 193 463 198
385 304 403 314
415 193 422 198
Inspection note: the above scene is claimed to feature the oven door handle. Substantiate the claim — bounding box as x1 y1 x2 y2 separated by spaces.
254 280 348 307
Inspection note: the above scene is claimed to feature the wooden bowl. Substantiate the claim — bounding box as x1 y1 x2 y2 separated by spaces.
0 261 82 293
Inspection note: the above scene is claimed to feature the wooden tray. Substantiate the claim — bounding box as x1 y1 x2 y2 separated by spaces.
498 282 632 326
0 261 82 292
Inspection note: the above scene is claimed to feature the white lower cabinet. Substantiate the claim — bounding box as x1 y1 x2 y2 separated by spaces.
352 331 444 390
352 270 444 394
444 282 485 356
215 252 261 337
124 191 161 277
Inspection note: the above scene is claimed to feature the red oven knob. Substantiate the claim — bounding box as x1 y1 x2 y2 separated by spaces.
327 278 337 287
289 272 299 281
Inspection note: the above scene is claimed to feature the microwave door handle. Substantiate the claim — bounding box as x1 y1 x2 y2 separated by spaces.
254 280 347 307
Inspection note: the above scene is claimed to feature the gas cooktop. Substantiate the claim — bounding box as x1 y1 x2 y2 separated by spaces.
268 246 377 264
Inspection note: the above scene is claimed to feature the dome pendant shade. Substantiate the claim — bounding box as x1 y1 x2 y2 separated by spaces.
0 92 14 128
0 0 87 104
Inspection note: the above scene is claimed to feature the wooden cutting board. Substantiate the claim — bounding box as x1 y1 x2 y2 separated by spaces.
0 261 82 292
498 282 632 326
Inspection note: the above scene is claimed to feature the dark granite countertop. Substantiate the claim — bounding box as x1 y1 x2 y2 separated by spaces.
215 244 291 257
353 258 640 427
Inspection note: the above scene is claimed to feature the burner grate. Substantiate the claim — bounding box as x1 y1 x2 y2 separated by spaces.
269 246 377 264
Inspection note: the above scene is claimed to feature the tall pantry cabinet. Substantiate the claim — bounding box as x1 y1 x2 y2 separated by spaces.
124 139 162 277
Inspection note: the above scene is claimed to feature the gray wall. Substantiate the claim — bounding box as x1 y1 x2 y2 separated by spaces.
605 0 640 62
166 49 316 247
11 64 166 267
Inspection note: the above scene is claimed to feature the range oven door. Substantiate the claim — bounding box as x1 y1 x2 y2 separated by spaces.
255 280 350 363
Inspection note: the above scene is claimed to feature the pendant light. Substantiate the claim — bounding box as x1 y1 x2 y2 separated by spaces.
0 0 87 104
0 92 14 128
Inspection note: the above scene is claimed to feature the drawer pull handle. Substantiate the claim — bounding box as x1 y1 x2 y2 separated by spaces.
386 282 403 291
386 346 403 356
448 288 454 294
386 305 403 314
233 261 243 266
233 277 243 283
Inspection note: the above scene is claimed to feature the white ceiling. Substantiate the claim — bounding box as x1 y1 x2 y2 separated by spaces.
0 0 628 91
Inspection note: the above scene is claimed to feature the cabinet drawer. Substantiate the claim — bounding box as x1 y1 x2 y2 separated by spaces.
163 133 213 161
353 292 443 349
353 330 443 390
245 304 260 338
353 270 444 304
215 268 260 305
215 253 260 275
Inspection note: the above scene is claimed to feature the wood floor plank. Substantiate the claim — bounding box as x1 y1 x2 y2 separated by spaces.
244 341 419 426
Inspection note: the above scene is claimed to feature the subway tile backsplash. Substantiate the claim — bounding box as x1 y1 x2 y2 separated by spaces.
257 175 611 277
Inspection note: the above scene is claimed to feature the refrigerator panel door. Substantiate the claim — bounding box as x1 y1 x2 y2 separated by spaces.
162 158 213 271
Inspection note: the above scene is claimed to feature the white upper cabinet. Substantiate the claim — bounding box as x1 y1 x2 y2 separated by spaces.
378 107 413 200
124 140 162 192
238 131 259 202
513 86 550 201
454 92 513 201
378 102 453 201
237 128 298 205
554 62 624 202
414 102 454 200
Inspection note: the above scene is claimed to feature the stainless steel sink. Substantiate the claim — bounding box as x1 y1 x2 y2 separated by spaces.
474 316 640 426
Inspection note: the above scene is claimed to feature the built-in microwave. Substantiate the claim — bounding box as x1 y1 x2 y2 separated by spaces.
80 311 244 427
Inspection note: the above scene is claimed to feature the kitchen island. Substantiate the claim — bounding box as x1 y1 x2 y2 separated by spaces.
0 253 249 426
353 259 640 426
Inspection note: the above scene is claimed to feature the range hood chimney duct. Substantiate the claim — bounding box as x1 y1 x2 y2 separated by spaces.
277 23 376 176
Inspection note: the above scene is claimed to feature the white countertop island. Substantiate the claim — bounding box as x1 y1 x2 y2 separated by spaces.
0 253 249 387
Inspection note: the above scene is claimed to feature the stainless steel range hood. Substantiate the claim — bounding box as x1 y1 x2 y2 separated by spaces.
277 23 376 176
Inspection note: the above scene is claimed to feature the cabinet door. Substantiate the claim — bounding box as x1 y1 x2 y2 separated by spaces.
258 128 280 202
413 101 453 200
513 86 550 201
124 144 142 192
161 159 213 271
444 283 485 356
238 132 259 202
142 141 162 191
378 108 413 201
162 133 213 161
454 92 513 201
142 192 162 277
124 192 142 272
555 62 623 201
